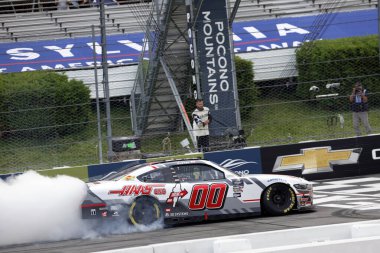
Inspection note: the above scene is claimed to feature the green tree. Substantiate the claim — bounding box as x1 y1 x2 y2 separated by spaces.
235 56 258 117
0 71 91 138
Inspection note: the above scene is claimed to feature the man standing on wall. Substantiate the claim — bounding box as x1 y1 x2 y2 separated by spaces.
349 81 372 136
192 99 212 152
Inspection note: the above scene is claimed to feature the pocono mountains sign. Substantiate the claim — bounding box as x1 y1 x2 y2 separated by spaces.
186 0 239 136
0 9 376 74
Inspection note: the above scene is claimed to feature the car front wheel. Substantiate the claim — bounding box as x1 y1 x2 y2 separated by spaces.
261 183 296 215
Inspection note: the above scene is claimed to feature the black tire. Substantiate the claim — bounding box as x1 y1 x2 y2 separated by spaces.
261 183 296 215
129 196 162 226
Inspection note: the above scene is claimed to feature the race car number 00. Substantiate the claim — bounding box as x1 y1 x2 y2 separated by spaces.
188 183 228 210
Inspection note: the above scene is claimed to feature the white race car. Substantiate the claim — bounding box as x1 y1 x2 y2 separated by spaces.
81 159 313 225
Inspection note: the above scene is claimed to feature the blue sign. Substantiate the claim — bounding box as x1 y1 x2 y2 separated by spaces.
0 33 144 73
0 9 376 73
205 147 262 175
232 9 377 53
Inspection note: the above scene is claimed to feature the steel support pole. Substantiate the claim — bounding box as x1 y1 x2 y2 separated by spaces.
227 0 242 131
100 0 113 162
160 57 197 149
91 25 103 164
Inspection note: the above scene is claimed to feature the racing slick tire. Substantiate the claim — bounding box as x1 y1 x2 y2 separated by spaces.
129 196 163 226
261 183 296 216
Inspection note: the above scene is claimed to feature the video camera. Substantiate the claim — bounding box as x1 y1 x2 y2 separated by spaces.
309 86 319 92
326 83 340 89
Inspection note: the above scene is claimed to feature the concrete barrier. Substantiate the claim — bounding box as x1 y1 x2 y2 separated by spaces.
94 220 380 253
237 236 380 253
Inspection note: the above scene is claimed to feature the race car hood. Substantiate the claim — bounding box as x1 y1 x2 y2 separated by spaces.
245 174 312 187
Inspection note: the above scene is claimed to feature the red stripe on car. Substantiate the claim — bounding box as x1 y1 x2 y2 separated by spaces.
81 203 106 208
243 199 260 202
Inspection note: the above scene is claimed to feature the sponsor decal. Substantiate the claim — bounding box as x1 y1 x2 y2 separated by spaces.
273 146 362 174
175 161 197 165
234 170 250 176
220 159 257 170
299 194 313 207
154 188 167 195
165 212 189 217
232 179 244 186
109 185 152 196
101 211 107 217
112 211 119 217
90 209 96 216
233 193 241 198
300 196 312 202
123 175 135 181
110 205 120 211
372 148 380 160
166 183 188 207
267 178 287 183
233 186 244 193
300 201 312 207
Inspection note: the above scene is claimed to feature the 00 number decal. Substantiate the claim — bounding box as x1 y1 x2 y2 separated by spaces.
188 183 228 210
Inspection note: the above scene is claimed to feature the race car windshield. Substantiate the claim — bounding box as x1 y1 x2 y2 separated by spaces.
101 164 146 181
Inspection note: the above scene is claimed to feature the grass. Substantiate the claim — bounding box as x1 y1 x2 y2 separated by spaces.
244 98 380 146
1 97 379 174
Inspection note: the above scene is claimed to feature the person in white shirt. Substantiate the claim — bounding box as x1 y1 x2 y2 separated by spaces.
192 99 212 152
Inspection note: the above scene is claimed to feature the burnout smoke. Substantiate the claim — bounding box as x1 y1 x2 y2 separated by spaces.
0 171 88 246
0 171 164 246
84 218 164 239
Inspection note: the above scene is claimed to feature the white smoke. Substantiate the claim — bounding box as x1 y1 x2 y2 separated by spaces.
84 218 164 239
0 171 88 246
0 171 164 246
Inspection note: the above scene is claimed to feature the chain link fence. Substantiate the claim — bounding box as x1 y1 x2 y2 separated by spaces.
0 1 379 173
245 35 380 146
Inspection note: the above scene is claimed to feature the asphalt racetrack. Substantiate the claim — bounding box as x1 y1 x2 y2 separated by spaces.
2 174 380 253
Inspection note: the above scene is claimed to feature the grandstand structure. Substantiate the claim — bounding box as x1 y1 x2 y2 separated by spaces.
0 1 150 42
0 0 377 42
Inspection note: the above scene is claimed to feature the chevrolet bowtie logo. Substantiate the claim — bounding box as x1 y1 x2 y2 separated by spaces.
273 146 362 175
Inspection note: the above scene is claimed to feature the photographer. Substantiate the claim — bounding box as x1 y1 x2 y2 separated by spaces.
349 82 372 136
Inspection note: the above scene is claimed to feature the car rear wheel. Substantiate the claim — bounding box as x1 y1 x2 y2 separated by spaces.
262 183 296 215
129 196 162 226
